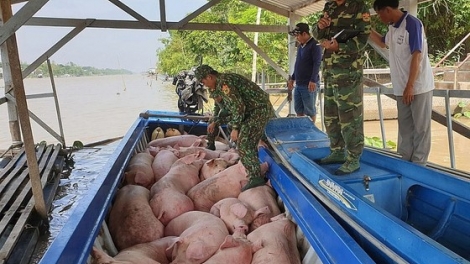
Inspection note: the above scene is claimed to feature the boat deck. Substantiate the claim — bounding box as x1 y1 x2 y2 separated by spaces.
0 144 63 264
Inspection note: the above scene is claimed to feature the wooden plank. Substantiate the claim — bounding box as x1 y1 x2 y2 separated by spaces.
0 145 43 196
0 145 49 232
0 148 25 179
0 144 60 263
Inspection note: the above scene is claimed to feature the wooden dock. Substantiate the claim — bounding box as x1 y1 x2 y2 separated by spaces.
0 143 64 264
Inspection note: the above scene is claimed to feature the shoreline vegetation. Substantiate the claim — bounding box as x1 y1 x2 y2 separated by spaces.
18 61 134 78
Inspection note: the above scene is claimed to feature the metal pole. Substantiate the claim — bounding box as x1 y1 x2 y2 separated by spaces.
376 86 387 148
47 58 66 147
444 90 456 168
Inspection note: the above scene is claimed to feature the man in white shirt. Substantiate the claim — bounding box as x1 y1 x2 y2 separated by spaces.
369 0 434 165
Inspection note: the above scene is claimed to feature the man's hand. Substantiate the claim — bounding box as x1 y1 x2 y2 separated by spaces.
403 84 414 105
320 38 339 52
287 79 294 90
317 13 331 30
207 122 216 134
308 81 316 92
230 129 239 142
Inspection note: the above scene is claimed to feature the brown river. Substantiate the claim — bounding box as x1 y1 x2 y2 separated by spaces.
1 74 469 172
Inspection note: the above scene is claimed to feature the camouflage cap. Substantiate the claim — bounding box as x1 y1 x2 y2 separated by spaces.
194 65 215 80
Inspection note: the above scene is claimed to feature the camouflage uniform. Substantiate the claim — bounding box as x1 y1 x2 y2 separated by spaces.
312 0 371 174
206 99 231 149
195 65 276 190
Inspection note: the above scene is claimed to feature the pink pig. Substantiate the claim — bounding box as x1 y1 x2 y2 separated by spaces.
124 152 155 189
152 147 179 182
148 135 206 148
165 211 229 264
149 188 194 226
210 197 270 234
247 214 301 264
188 162 268 212
199 158 230 181
150 152 206 196
203 229 255 264
91 236 177 264
108 185 164 250
238 184 282 231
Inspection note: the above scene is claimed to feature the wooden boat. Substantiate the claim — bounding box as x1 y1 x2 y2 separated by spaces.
37 110 374 264
263 116 470 263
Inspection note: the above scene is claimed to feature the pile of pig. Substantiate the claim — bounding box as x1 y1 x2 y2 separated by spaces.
91 128 302 264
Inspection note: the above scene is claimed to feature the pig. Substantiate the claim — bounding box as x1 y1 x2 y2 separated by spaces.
108 185 164 250
91 236 177 264
200 158 230 181
238 185 281 231
149 188 194 226
150 152 205 196
188 162 268 212
175 145 221 160
124 152 155 189
247 214 301 264
151 127 165 141
218 149 239 165
148 135 206 148
152 147 179 182
165 211 229 264
165 127 182 137
202 229 255 264
210 197 270 234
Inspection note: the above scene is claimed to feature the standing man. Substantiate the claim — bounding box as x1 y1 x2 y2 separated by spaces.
195 65 276 191
370 0 434 165
288 22 323 123
313 0 371 175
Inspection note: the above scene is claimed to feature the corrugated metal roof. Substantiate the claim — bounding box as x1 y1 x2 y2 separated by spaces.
258 0 432 17
261 0 326 17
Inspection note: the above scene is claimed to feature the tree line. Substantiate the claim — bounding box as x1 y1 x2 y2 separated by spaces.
20 61 132 78
156 0 470 80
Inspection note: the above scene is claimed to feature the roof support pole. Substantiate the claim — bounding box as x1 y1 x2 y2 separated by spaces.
0 22 21 148
287 14 301 116
0 0 47 219
231 25 288 79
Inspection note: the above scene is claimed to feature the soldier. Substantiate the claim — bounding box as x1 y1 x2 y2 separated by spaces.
195 65 276 191
312 0 371 175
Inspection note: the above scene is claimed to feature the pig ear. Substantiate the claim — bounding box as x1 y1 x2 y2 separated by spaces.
197 151 206 160
219 235 240 250
209 203 221 217
253 206 271 218
230 203 248 218
186 241 207 261
165 237 182 260
206 159 215 165
270 213 286 222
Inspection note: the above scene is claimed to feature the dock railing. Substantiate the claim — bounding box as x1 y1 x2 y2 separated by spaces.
263 78 470 170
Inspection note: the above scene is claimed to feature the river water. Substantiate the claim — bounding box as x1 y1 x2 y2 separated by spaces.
1 74 469 172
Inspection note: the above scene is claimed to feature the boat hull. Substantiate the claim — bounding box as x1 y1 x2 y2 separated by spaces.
265 116 470 263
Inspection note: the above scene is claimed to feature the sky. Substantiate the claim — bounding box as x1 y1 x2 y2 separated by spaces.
12 0 207 73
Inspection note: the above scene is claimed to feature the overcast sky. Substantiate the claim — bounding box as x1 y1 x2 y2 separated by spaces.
13 0 207 73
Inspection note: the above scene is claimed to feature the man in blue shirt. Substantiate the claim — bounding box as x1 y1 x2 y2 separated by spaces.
288 23 323 123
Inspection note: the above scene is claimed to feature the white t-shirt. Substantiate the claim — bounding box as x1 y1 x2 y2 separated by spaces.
384 12 434 96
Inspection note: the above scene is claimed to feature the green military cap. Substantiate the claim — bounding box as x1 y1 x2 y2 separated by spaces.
195 64 215 81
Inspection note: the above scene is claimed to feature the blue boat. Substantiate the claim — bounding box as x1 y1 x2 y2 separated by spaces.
264 116 470 263
38 111 373 264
